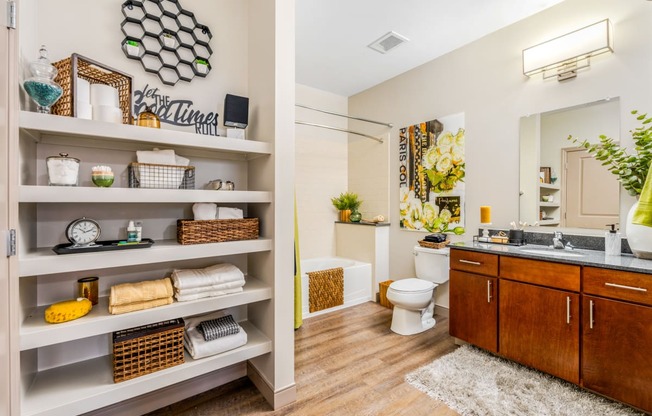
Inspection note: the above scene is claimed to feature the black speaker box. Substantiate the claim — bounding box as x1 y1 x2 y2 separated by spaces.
224 94 249 128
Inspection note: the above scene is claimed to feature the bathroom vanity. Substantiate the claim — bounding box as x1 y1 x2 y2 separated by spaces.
449 242 652 414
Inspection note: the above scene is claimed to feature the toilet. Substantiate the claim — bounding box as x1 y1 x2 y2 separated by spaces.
386 245 450 335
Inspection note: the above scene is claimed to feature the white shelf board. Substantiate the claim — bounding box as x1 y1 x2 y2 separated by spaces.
19 111 271 158
20 278 271 350
539 220 560 226
20 186 272 203
539 202 560 208
19 238 272 277
539 183 560 190
21 321 270 416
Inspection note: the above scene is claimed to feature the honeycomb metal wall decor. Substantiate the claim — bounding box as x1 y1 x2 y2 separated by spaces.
120 0 213 86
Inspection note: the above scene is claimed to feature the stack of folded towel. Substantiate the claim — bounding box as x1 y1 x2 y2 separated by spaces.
109 277 174 315
184 310 247 359
171 263 246 302
192 203 244 221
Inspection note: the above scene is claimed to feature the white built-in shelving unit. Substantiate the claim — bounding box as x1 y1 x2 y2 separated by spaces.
538 183 561 226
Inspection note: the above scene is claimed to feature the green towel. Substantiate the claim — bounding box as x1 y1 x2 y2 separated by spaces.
294 193 303 329
633 166 652 227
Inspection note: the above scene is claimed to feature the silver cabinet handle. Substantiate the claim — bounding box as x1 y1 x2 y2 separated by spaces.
589 299 594 329
566 296 571 324
459 259 482 266
605 282 648 292
487 280 492 303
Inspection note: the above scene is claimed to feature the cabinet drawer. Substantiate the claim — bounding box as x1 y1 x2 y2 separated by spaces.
450 249 498 276
584 267 652 306
500 256 580 292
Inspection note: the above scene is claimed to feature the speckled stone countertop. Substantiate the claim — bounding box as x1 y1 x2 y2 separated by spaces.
451 241 652 275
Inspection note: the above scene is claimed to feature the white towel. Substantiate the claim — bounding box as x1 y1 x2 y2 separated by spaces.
216 207 244 219
175 287 243 302
136 149 177 165
175 154 190 166
193 203 217 220
171 263 245 290
175 279 245 296
184 325 247 359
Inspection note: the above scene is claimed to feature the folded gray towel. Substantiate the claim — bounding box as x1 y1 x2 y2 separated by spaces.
197 315 240 341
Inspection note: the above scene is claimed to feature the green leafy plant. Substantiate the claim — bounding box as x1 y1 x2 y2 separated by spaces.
568 110 652 197
331 192 362 211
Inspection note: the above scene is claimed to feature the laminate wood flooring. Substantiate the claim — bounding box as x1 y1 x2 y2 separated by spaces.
147 302 459 416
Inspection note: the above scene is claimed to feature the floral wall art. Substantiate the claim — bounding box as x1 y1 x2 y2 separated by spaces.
399 113 465 234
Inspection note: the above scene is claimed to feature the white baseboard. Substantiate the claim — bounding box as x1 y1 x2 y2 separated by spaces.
85 363 246 416
247 362 297 410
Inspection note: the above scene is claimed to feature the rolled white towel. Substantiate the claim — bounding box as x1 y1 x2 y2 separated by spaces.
171 263 245 290
175 279 245 296
175 286 244 302
217 207 243 219
193 203 217 220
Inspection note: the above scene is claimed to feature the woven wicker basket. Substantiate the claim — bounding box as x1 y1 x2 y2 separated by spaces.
51 53 133 124
378 280 394 309
112 318 185 383
417 239 450 250
177 218 259 245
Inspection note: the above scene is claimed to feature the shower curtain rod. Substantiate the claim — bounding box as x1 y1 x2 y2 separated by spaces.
295 121 384 143
295 104 393 127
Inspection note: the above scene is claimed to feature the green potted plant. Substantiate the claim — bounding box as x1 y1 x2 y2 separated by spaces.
568 110 652 258
331 191 362 222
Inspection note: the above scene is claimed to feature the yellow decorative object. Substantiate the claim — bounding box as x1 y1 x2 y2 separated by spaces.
44 297 92 323
136 105 160 128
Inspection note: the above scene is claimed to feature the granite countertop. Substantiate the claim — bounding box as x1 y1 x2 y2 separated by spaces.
451 241 652 275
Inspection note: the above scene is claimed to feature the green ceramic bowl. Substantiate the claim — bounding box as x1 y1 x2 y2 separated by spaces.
92 174 114 187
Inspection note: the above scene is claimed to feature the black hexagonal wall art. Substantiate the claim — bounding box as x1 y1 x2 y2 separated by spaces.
120 0 213 86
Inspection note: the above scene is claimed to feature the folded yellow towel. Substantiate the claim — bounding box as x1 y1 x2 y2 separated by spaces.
109 278 173 307
633 166 652 228
108 297 173 315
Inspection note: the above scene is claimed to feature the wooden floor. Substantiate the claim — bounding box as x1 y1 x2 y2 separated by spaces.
146 302 459 416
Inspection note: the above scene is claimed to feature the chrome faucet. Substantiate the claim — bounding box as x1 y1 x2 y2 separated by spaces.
552 231 575 250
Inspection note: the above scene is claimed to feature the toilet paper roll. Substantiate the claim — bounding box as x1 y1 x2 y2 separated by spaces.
76 77 90 104
93 105 122 124
90 84 119 108
77 102 92 120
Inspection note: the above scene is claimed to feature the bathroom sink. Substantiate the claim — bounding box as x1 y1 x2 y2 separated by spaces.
518 248 585 258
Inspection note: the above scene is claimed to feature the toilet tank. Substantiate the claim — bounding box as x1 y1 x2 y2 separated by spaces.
413 245 450 284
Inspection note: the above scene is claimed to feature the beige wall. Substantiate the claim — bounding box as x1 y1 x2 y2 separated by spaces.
348 0 652 308
295 84 348 259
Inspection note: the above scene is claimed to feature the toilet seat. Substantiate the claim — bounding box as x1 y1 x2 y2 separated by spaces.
389 278 435 294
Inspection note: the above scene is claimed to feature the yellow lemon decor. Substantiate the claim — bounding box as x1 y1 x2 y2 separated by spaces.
44 297 92 323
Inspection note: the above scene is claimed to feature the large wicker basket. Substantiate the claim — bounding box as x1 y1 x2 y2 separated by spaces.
177 218 259 245
51 53 133 124
379 280 394 309
417 239 450 249
112 318 185 383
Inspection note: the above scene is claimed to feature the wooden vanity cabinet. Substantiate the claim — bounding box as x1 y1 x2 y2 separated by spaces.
449 250 499 353
582 267 652 413
499 257 581 384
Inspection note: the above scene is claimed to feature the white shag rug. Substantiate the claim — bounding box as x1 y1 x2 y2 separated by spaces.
406 345 644 416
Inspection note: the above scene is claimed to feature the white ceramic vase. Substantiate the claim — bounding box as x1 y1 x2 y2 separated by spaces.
625 201 652 259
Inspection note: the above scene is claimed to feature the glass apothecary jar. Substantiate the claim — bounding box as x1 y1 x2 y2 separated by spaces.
46 153 80 186
23 45 63 114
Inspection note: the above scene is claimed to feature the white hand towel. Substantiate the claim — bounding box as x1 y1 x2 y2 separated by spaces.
175 279 245 296
175 154 190 166
136 149 177 165
175 287 243 302
217 207 243 219
193 203 217 220
184 325 247 359
171 263 245 290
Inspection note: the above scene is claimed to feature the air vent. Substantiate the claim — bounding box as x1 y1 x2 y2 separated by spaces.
368 31 409 54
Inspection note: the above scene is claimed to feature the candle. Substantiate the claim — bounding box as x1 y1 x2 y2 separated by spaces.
480 206 492 224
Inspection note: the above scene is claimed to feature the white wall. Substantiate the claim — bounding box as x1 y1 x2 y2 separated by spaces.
295 84 348 259
349 0 652 309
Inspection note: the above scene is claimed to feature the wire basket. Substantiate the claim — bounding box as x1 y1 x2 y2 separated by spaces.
51 53 133 124
112 318 185 383
128 162 195 189
177 218 259 245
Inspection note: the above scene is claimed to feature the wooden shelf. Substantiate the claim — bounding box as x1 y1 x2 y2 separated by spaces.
21 320 271 416
19 238 272 277
20 278 271 350
19 186 272 204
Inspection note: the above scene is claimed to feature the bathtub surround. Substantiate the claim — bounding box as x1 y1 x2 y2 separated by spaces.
406 345 643 416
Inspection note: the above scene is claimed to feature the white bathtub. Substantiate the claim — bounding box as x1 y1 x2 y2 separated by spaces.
301 257 372 318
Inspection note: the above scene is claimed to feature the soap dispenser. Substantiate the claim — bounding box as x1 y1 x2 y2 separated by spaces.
605 224 621 256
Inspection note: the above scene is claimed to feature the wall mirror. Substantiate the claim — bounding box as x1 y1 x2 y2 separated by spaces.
519 98 622 233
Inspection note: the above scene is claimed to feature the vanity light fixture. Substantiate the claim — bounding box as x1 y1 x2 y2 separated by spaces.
523 19 613 81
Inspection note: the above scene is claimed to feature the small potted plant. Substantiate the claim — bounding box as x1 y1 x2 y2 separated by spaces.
331 192 362 222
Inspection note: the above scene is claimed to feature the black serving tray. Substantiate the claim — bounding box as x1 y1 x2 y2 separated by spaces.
52 238 155 255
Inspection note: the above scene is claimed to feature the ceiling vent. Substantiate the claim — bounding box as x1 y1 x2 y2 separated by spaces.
368 31 409 54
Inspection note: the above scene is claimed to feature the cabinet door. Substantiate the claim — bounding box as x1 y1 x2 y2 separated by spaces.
499 280 579 383
449 270 498 353
583 297 652 413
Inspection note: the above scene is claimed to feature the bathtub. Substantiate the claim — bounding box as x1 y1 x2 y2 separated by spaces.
301 257 373 318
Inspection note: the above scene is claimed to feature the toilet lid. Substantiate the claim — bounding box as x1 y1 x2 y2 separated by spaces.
390 278 435 293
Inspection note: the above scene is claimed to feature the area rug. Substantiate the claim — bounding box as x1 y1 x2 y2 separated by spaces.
406 345 644 416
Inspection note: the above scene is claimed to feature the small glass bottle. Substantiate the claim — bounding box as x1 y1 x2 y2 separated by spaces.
23 45 63 114
136 105 161 128
605 224 621 256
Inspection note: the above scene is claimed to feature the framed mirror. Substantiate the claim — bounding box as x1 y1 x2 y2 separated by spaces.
519 98 622 234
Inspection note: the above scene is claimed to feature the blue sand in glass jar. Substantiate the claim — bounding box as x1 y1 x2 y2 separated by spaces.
24 80 62 107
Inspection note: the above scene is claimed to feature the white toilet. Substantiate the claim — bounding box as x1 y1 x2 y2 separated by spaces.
386 245 450 335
